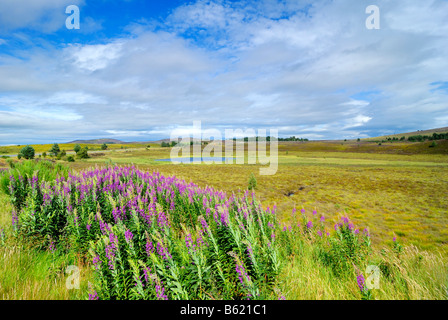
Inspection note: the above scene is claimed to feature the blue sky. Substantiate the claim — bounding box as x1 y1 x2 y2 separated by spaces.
0 0 448 144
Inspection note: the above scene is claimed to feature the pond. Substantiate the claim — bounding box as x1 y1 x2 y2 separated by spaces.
154 157 236 163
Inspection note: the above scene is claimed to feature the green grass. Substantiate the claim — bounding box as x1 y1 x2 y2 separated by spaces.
41 142 448 254
0 240 92 300
0 140 447 300
0 142 150 155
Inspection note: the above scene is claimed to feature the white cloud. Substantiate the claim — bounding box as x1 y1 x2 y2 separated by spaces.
0 0 447 144
66 42 124 72
0 0 84 33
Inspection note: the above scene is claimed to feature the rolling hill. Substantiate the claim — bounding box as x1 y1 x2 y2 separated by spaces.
67 138 127 144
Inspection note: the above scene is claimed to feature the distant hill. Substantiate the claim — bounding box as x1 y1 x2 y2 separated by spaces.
364 127 448 141
67 138 126 144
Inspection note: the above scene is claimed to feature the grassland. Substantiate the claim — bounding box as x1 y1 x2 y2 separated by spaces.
0 142 156 156
0 138 447 299
49 140 446 254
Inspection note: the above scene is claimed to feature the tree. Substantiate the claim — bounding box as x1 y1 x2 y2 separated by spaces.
42 152 47 158
49 143 60 156
77 147 89 159
20 145 35 159
74 144 81 154
101 143 108 150
67 155 75 162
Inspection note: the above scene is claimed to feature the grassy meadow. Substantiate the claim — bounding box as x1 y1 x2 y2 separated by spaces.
0 138 447 300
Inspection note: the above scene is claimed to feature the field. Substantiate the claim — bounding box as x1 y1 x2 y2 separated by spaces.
0 139 447 300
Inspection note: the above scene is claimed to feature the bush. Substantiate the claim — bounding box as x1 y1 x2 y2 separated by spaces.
0 159 70 197
49 143 60 156
101 143 108 150
20 145 35 160
248 173 257 190
67 155 75 162
318 216 371 276
77 147 89 159
9 166 281 300
74 144 81 154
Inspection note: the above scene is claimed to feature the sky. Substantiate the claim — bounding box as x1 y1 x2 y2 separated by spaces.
0 0 447 144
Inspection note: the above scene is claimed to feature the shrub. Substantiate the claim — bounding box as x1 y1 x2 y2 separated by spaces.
67 155 75 162
49 143 60 156
0 159 70 198
74 144 81 154
318 216 371 276
101 143 108 150
248 173 257 190
9 166 281 300
20 145 35 160
77 147 89 159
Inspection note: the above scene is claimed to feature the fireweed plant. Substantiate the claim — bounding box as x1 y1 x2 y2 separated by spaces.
7 165 376 300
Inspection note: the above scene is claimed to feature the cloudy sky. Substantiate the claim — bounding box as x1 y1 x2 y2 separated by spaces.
0 0 447 144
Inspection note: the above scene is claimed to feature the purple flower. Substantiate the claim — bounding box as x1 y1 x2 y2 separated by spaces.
11 210 18 227
146 240 155 256
142 267 151 283
200 217 209 231
306 220 313 229
220 210 229 227
125 229 133 243
185 233 194 249
156 242 172 260
49 239 55 252
109 233 118 246
156 283 168 300
88 290 99 300
317 230 322 237
363 228 370 237
320 215 325 222
105 244 116 270
393 236 396 242
93 255 102 270
312 210 317 215
99 220 110 235
236 262 251 285
357 273 366 292
86 224 91 231
157 211 169 228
